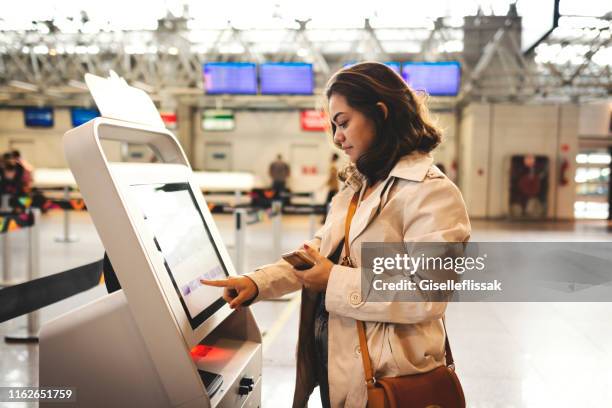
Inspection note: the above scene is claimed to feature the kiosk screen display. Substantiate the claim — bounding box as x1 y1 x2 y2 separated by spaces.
131 182 229 329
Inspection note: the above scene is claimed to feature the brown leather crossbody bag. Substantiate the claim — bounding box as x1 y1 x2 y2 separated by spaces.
343 191 466 408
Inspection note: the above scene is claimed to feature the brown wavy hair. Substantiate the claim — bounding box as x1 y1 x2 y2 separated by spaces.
325 62 442 183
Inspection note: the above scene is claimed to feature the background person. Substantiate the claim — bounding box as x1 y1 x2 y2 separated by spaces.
1 152 25 197
12 150 33 192
268 154 290 200
203 62 470 408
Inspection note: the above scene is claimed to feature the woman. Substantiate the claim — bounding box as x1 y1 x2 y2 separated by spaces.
203 62 470 408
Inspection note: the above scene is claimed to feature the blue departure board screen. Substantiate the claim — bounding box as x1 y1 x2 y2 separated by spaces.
24 107 54 127
203 62 257 95
401 61 461 96
260 62 313 95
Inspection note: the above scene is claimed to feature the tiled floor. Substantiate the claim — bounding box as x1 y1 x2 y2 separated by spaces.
1 211 612 407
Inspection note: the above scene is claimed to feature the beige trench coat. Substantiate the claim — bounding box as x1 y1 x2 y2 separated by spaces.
247 152 471 407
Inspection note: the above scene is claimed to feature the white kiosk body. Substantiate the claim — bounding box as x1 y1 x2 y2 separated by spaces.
39 73 262 408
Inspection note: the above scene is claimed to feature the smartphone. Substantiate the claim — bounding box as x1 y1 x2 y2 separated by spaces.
282 250 315 270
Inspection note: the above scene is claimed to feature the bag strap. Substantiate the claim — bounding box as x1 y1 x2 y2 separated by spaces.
341 192 359 267
357 319 377 386
342 192 377 386
342 177 393 266
341 190 457 388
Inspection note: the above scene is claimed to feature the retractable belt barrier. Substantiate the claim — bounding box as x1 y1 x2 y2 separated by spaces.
0 204 106 342
8 194 86 213
41 198 87 212
0 259 104 325
34 186 77 193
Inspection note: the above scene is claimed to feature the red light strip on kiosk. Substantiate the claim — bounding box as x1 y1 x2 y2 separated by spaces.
190 345 212 358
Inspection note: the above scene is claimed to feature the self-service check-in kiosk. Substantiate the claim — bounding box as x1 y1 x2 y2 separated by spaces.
39 72 262 408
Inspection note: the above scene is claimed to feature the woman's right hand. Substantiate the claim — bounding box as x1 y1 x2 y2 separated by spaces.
200 276 259 309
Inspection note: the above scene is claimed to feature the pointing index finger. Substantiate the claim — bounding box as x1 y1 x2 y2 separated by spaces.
200 278 231 287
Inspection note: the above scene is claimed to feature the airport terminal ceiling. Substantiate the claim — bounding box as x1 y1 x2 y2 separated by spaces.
0 0 610 108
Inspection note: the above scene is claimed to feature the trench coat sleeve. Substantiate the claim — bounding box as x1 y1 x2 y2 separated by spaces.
325 177 471 324
244 231 323 302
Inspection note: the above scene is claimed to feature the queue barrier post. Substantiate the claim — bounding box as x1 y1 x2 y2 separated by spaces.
5 208 41 343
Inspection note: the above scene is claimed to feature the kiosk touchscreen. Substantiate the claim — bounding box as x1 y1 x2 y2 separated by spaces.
39 73 262 408
131 182 229 328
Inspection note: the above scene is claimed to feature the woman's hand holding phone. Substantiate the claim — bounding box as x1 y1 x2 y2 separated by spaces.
291 244 334 292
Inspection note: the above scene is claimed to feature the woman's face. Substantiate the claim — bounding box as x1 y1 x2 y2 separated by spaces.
329 93 376 163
